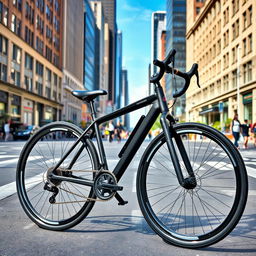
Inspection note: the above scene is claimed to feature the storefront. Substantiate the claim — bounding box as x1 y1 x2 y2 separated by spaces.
243 92 252 123
10 94 21 121
23 99 34 125
0 90 8 118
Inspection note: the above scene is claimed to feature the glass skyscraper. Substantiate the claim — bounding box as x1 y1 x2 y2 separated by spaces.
166 0 186 118
84 0 97 91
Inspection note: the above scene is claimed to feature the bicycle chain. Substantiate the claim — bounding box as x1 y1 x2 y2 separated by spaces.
51 168 114 204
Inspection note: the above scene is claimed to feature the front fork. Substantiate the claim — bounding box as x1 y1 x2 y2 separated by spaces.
156 86 197 189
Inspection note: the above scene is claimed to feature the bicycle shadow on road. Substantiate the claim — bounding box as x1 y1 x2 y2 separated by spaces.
199 213 256 253
65 214 155 235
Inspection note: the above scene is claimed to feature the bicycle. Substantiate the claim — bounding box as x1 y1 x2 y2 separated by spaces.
16 49 248 248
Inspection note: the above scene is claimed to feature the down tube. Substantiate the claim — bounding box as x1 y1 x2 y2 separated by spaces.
113 103 160 181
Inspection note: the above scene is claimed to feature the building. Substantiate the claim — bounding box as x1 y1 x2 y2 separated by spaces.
166 0 186 119
62 0 84 125
90 0 109 116
99 0 116 105
160 30 166 93
0 0 63 127
121 68 129 130
151 11 166 77
186 0 256 129
115 30 122 110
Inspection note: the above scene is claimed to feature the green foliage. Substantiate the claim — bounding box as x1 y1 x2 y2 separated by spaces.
225 118 232 131
212 121 221 131
151 115 161 131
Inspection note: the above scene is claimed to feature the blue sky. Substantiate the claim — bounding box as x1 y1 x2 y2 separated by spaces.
116 0 166 126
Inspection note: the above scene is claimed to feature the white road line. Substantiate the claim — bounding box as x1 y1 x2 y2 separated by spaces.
246 166 256 179
132 172 137 192
0 158 19 166
0 172 43 200
0 156 43 167
221 189 256 196
0 155 20 159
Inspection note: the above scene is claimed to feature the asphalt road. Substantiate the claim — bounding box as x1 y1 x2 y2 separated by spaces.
0 139 256 256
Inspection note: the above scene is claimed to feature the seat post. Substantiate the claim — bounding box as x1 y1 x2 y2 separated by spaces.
89 101 97 121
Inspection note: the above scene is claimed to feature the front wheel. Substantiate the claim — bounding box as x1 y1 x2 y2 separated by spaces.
137 123 248 248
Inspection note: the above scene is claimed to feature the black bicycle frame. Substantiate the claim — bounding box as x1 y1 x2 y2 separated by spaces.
50 85 194 190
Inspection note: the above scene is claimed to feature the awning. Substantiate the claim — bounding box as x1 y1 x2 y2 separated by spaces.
199 106 219 115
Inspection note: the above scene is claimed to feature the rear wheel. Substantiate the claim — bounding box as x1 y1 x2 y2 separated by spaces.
16 121 99 231
137 123 248 248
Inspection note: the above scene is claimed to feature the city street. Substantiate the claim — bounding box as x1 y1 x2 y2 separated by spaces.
0 139 256 256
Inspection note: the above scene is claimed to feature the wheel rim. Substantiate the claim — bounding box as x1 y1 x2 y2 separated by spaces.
18 126 95 225
142 128 241 241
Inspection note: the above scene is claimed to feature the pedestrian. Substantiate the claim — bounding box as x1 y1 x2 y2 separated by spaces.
115 121 123 143
251 122 256 147
4 120 11 142
231 114 241 149
241 120 250 149
108 121 115 143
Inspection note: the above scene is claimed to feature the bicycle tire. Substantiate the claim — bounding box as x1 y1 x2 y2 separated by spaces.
137 123 248 248
16 121 99 231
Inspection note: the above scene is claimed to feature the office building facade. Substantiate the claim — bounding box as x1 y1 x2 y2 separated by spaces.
115 30 122 110
186 0 256 127
166 0 186 119
62 0 84 125
0 0 63 126
99 0 116 105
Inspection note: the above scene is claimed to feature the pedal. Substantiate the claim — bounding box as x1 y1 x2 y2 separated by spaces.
115 192 128 206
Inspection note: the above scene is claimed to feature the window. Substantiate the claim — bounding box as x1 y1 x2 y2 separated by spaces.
223 74 229 91
46 25 52 42
46 5 52 23
0 34 8 55
46 68 51 82
45 87 51 99
25 26 34 47
248 6 252 26
25 2 34 24
243 11 247 30
53 53 59 67
243 38 246 56
243 61 252 83
25 53 33 70
0 63 7 81
12 44 21 64
37 0 44 13
36 15 44 34
248 34 252 53
232 69 237 88
36 81 43 95
0 2 9 26
45 46 52 62
11 14 22 36
36 37 44 54
13 0 22 11
24 75 33 91
36 61 43 76
11 68 21 86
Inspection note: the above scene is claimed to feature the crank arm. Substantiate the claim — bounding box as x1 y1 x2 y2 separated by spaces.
99 183 123 191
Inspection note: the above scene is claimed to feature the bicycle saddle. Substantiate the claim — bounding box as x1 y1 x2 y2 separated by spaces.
72 90 107 102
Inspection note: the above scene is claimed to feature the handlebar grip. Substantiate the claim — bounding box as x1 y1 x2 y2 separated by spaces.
163 49 176 65
172 64 198 98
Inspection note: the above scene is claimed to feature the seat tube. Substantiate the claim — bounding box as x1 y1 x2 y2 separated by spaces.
90 101 108 170
155 85 185 186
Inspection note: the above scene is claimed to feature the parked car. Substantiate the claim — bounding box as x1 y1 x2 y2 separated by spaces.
13 125 39 140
